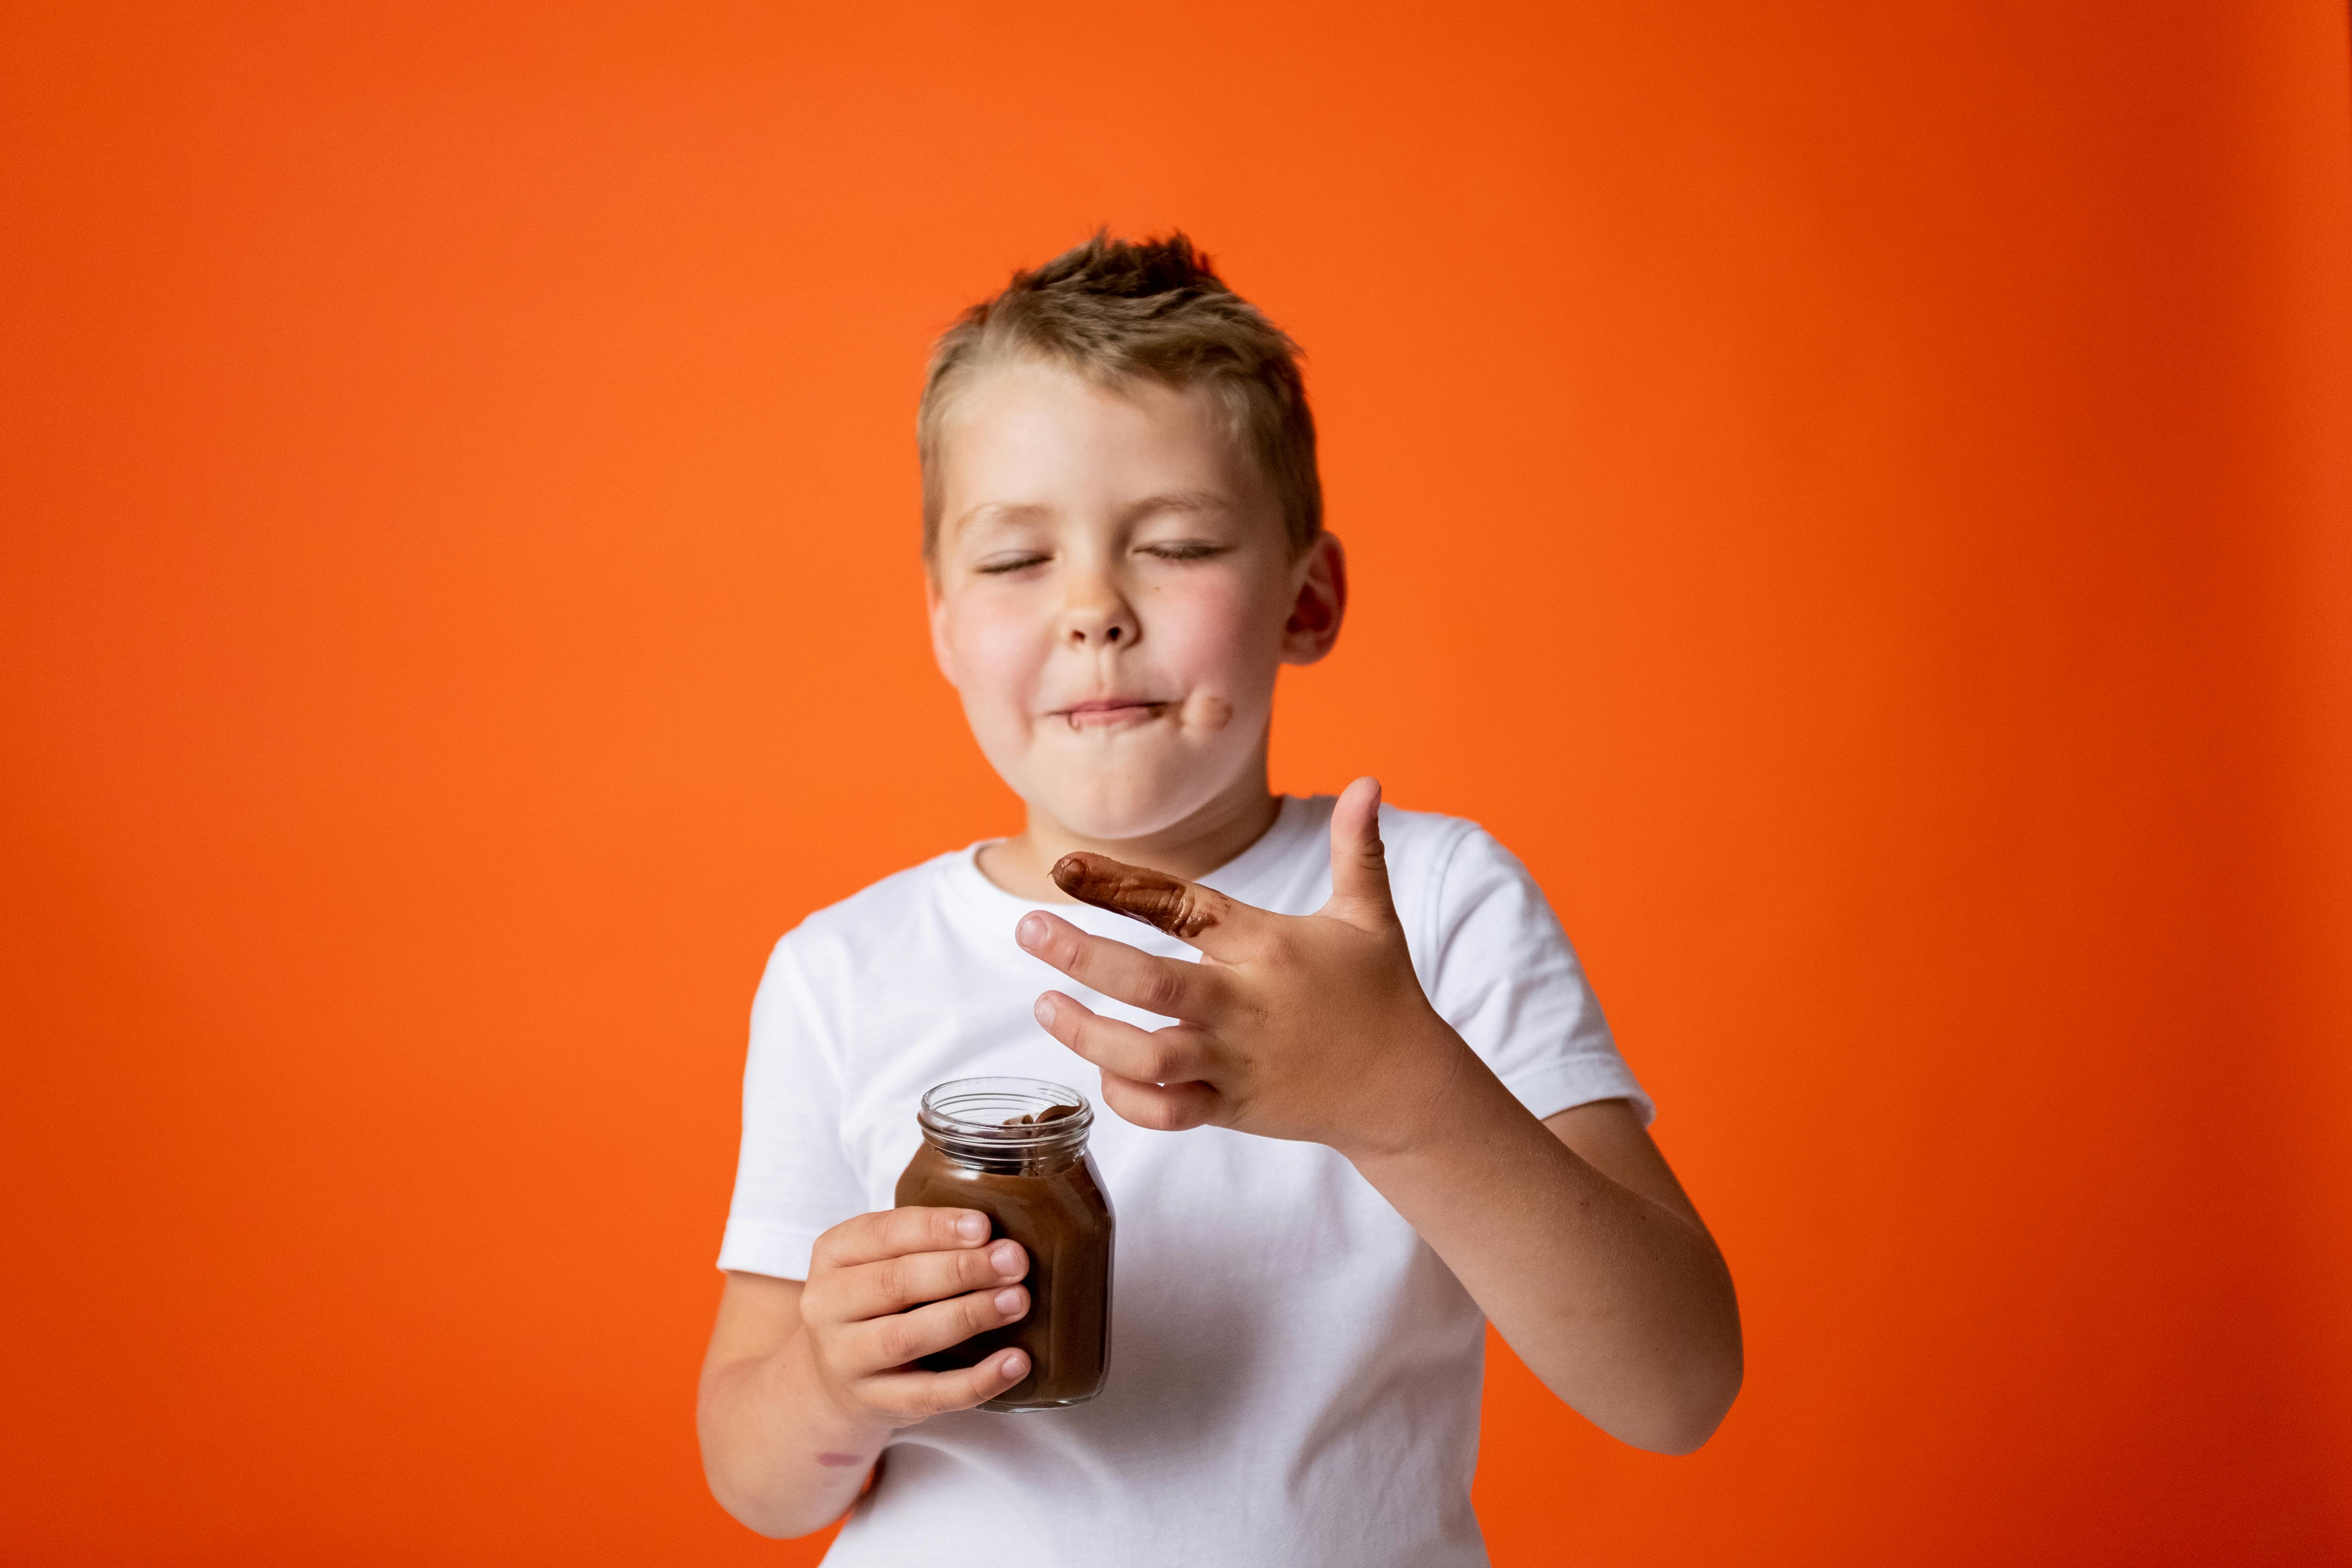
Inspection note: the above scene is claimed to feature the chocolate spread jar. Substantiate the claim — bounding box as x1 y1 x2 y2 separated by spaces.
894 1076 1114 1412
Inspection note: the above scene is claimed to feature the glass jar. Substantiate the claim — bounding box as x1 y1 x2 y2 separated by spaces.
894 1076 1115 1412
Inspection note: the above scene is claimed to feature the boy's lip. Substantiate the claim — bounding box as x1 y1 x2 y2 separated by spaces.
1051 698 1172 729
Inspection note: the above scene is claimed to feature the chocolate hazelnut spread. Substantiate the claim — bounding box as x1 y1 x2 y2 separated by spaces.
895 1077 1114 1412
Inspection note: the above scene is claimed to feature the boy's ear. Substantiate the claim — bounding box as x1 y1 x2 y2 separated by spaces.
924 567 961 689
1280 532 1347 666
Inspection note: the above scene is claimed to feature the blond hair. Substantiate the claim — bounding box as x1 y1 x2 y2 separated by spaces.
918 231 1321 557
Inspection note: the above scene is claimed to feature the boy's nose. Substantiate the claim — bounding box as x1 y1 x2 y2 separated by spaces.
1060 599 1138 650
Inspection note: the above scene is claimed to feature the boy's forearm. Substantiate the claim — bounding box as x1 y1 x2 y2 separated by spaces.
1346 1040 1742 1454
699 1329 889 1539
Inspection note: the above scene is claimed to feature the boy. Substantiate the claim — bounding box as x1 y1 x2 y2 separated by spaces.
698 234 1740 1565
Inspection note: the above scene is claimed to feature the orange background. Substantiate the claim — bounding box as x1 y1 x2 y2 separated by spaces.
5 4 2349 1563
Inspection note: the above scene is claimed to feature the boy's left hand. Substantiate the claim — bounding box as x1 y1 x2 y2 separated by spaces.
1016 776 1472 1159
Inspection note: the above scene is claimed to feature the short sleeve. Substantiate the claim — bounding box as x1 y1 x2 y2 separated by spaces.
715 935 869 1279
1419 825 1653 1125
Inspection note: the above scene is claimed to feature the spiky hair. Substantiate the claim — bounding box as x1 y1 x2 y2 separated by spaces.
917 231 1321 557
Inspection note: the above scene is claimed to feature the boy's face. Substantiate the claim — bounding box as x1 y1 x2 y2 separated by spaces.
926 358 1342 843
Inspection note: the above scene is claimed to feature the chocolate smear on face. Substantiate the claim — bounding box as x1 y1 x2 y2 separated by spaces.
1051 853 1220 939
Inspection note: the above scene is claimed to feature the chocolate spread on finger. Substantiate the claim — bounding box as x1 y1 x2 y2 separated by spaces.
1050 853 1221 940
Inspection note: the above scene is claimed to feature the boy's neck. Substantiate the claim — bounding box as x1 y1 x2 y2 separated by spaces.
977 769 1284 905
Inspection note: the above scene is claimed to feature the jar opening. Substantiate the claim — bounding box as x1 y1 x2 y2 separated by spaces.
918 1076 1094 1161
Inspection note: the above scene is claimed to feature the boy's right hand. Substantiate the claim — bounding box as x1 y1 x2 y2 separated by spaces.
798 1207 1032 1428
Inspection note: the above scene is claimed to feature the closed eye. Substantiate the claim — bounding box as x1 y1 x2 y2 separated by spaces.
1138 541 1229 563
976 552 1051 575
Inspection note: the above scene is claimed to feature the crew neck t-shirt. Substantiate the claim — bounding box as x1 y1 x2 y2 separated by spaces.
719 795 1650 1568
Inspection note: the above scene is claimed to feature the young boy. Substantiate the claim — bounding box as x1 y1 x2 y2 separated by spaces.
698 234 1740 1565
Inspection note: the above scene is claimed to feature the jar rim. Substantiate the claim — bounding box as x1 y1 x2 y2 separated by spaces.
918 1076 1094 1151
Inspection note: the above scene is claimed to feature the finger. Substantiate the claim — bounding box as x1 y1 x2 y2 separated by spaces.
1048 852 1262 958
1098 1069 1221 1133
811 1206 991 1272
845 1283 1031 1375
1033 991 1212 1085
858 1347 1031 1421
828 1239 1029 1323
1324 776 1399 925
1016 911 1220 1020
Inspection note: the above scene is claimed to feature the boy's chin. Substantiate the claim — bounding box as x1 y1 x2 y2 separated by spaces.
1029 781 1232 846
1042 802 1196 845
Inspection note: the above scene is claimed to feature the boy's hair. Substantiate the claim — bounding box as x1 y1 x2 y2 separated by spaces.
918 231 1321 559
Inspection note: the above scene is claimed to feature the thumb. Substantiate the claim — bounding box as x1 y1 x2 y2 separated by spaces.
1325 777 1397 924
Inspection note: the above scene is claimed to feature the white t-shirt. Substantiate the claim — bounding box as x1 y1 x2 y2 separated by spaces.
719 795 1650 1568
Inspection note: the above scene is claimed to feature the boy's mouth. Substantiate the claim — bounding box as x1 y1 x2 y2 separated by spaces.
1054 699 1173 731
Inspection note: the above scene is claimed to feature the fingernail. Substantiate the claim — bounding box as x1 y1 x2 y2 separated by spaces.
1017 913 1047 948
1001 1350 1029 1378
994 1287 1026 1316
956 1213 987 1241
1033 995 1056 1027
992 1241 1022 1274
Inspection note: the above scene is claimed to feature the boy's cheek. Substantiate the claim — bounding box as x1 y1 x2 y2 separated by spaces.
941 612 1048 702
1152 582 1283 676
958 689 1043 780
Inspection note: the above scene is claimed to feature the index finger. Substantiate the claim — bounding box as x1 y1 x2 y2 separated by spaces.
1015 910 1219 1021
1050 853 1258 956
813 1207 992 1271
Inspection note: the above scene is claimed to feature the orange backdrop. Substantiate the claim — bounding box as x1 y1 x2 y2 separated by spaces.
5 4 2348 1563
